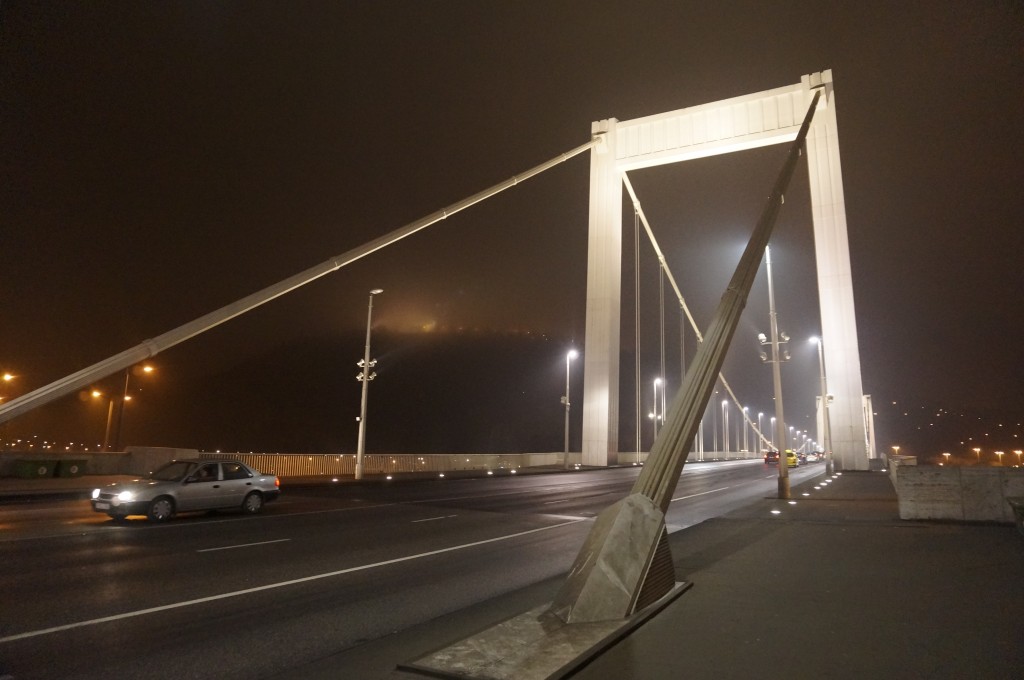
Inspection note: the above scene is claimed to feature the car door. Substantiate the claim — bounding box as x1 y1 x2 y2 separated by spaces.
176 463 221 511
218 462 254 507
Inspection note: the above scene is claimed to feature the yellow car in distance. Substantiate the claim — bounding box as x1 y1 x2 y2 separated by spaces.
785 450 799 467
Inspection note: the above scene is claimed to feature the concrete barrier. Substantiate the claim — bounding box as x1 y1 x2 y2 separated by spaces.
1 446 199 478
197 451 580 477
891 462 1024 523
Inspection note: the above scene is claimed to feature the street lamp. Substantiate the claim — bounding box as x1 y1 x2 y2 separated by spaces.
996 451 1004 465
113 364 155 452
721 399 729 457
355 288 383 480
563 349 578 467
811 336 835 475
89 390 115 451
652 378 662 441
942 452 951 465
770 416 776 448
742 406 749 454
0 373 14 450
1015 450 1023 466
972 447 981 463
758 245 790 498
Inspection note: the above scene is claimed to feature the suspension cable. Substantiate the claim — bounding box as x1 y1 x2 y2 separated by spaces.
0 137 601 424
622 172 770 450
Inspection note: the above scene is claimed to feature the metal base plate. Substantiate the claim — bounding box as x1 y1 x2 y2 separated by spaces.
398 581 690 680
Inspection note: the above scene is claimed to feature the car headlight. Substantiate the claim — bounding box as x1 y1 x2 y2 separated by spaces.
91 489 100 499
117 491 135 502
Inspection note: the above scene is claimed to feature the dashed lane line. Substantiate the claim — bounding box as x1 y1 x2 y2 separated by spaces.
197 538 291 553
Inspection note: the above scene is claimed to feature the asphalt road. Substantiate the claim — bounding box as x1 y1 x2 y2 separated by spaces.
0 460 822 679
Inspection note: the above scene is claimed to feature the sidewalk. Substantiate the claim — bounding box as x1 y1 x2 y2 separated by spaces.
280 470 1024 679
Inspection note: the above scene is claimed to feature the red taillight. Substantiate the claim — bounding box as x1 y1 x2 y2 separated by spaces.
275 478 280 487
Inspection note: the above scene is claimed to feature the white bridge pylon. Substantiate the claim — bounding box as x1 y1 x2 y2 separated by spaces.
581 70 873 471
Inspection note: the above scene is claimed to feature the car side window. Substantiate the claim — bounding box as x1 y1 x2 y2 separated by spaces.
193 464 218 483
222 463 251 480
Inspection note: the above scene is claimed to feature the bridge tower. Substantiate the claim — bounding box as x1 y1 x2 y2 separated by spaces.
581 70 873 471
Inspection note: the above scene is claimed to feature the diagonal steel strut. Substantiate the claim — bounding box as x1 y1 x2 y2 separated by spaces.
551 89 822 624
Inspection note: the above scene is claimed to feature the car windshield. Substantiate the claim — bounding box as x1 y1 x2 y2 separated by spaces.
150 461 195 482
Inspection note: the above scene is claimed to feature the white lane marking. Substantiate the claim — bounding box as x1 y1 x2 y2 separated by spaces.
412 515 458 523
197 538 291 553
0 518 584 644
543 514 592 522
543 499 569 505
670 486 731 503
407 484 593 506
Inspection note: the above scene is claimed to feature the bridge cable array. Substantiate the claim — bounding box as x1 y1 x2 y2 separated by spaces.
621 171 771 453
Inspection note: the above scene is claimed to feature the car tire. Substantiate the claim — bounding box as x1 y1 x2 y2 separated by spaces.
147 496 175 522
241 491 263 515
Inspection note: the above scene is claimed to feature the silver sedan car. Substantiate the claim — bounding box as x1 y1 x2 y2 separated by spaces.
91 459 281 522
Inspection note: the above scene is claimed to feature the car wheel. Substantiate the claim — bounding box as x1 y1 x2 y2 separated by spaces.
147 496 175 522
241 491 263 515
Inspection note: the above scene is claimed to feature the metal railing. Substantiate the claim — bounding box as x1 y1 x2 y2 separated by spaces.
197 452 568 477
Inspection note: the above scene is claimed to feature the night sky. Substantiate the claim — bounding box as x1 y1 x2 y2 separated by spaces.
2 2 1022 459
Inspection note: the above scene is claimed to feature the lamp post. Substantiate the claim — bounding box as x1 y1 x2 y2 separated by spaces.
711 390 718 452
652 378 662 441
1 374 14 450
742 406 749 454
113 364 154 452
563 349 578 467
697 420 704 461
996 451 1004 465
770 416 776 448
972 447 981 463
355 288 383 480
89 390 115 451
1015 450 1022 466
942 452 951 465
721 399 729 458
811 337 835 475
758 245 790 498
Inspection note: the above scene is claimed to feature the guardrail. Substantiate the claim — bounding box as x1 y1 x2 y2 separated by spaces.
198 452 575 476
2 448 756 478
194 451 761 476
